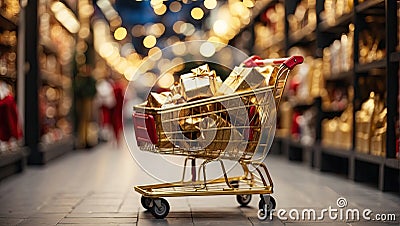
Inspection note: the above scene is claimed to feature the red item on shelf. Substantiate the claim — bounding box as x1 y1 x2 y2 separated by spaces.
100 106 112 126
0 95 23 141
291 111 301 139
110 81 125 142
396 138 399 159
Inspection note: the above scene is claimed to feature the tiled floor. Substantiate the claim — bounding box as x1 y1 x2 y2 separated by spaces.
0 141 398 226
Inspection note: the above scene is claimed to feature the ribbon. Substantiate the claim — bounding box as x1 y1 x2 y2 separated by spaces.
190 64 216 78
228 67 246 87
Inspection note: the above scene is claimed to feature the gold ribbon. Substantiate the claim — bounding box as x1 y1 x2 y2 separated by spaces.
190 64 216 78
229 68 246 87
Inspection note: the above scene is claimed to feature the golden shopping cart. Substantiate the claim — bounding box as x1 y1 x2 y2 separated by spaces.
132 56 303 220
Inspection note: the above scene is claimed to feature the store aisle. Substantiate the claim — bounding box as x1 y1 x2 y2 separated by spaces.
0 142 398 226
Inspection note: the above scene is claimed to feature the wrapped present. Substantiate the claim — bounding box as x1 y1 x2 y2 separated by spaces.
170 82 182 96
243 105 262 156
371 130 386 157
356 132 370 153
146 92 172 108
152 112 175 149
177 103 215 143
168 94 186 105
180 64 219 101
256 65 280 86
216 76 223 88
197 114 244 158
217 66 266 95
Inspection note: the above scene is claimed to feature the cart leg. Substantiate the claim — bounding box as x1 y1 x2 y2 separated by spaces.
240 161 255 183
254 165 268 187
191 158 196 182
217 159 234 189
259 162 274 189
197 160 211 190
251 161 274 189
181 157 197 183
181 157 190 183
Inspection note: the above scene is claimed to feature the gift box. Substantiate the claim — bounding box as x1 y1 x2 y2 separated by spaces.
197 114 244 159
180 64 219 101
256 65 279 86
370 130 386 157
146 92 172 108
170 82 182 96
178 103 214 134
356 132 370 153
217 66 266 95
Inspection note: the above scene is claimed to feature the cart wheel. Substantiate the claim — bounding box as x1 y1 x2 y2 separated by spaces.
236 194 252 206
257 196 276 220
141 196 152 210
150 198 170 219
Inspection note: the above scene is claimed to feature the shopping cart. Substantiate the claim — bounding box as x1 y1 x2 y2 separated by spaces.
132 56 303 220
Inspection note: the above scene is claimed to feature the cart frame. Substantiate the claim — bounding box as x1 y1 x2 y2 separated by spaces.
132 56 303 220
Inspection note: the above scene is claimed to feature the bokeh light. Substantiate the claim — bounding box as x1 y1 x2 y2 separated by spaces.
243 0 255 8
180 23 195 36
169 1 182 13
213 20 228 36
191 7 204 20
200 42 216 57
143 35 157 48
148 47 162 61
154 4 167 15
114 27 127 40
131 25 145 37
172 42 186 56
149 23 165 37
173 21 184 34
157 73 175 89
204 0 217 10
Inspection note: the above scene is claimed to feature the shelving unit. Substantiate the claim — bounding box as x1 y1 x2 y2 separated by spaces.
0 2 27 180
232 0 399 192
0 147 28 180
25 0 75 165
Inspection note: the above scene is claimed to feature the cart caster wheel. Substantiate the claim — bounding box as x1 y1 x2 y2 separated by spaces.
141 196 152 210
257 196 276 220
236 194 252 207
150 198 170 219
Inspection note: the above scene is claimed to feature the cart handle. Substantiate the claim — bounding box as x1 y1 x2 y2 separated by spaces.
242 55 304 70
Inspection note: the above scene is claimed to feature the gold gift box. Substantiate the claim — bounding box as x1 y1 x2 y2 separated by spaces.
170 82 182 96
356 132 370 153
256 65 279 87
322 105 353 149
180 64 219 101
217 66 266 95
146 92 172 108
370 131 386 157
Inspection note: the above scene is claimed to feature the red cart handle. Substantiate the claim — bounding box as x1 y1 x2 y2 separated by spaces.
242 55 304 70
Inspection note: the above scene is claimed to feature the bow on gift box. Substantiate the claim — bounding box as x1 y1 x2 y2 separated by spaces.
190 64 216 78
229 68 246 87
